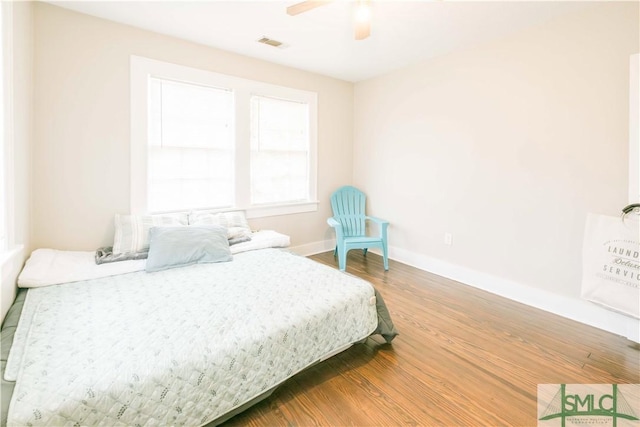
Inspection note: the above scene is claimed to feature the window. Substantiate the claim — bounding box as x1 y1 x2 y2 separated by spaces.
131 56 318 218
250 95 310 205
148 78 234 212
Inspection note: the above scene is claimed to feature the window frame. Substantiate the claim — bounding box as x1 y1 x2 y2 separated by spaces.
130 55 318 218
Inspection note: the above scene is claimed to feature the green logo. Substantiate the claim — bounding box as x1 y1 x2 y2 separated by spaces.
538 384 639 427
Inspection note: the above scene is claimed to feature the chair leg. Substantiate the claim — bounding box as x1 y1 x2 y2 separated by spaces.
363 248 368 256
338 247 347 271
333 246 338 258
382 243 389 271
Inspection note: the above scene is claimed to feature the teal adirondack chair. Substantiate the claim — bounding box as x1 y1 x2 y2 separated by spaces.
327 186 389 271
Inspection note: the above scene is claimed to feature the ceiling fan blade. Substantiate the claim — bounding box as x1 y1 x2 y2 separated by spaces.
354 20 370 40
286 0 332 16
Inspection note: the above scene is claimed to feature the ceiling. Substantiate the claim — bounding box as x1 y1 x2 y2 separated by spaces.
48 0 594 82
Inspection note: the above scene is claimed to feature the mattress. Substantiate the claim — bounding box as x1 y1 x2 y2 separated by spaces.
2 248 396 426
1 289 25 427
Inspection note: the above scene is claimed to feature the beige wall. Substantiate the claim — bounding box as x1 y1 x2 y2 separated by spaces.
1 1 33 320
354 3 638 299
32 2 354 251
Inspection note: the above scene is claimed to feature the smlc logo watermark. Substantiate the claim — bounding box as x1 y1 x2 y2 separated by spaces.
538 384 640 427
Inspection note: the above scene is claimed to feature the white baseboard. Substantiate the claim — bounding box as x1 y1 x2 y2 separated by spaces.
383 245 639 343
290 239 336 257
294 240 639 342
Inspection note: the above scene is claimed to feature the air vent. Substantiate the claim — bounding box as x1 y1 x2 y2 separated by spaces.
258 37 284 48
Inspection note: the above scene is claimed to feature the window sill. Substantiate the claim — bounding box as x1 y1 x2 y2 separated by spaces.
245 201 319 219
0 245 24 269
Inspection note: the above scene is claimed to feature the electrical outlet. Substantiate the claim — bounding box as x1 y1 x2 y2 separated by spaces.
444 232 453 246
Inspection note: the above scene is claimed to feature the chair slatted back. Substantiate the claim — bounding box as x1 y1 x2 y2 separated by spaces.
330 186 367 238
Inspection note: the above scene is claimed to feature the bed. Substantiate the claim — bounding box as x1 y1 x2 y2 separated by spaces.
1 227 397 426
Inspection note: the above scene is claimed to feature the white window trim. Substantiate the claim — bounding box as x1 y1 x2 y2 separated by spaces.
1 1 14 254
130 55 318 217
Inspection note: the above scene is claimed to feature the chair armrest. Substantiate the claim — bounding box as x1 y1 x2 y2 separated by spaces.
327 217 341 228
365 216 388 238
327 217 344 242
365 216 389 225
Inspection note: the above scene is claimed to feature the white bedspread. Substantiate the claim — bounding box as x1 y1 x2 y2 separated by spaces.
7 249 377 426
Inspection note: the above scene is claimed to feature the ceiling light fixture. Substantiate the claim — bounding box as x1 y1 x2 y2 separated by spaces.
355 1 371 23
354 0 371 40
286 0 372 40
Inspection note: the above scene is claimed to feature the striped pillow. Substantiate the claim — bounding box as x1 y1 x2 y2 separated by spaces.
113 213 189 255
188 211 251 233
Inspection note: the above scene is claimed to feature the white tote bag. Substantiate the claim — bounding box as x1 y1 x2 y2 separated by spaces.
581 212 639 319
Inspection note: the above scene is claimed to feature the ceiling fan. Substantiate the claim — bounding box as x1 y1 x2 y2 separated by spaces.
286 0 372 40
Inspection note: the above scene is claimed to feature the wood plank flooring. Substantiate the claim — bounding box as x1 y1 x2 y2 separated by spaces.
222 251 639 426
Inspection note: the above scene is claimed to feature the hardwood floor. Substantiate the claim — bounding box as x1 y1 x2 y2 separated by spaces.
222 251 640 426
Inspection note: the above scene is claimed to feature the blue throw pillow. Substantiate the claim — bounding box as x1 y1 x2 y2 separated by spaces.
145 225 232 273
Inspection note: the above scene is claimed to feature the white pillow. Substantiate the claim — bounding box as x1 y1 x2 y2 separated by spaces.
18 248 146 288
113 213 188 254
188 210 251 239
230 230 290 254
